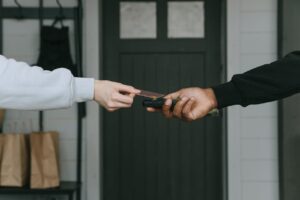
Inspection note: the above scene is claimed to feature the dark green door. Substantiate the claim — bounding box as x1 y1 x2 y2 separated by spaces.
103 0 223 200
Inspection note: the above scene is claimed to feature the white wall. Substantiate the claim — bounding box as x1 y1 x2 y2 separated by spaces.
227 0 279 200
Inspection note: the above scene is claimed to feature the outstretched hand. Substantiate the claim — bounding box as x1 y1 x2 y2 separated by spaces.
94 80 140 112
147 87 218 121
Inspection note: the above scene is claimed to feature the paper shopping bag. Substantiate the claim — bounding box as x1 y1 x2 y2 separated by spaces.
0 110 6 179
0 134 4 177
0 110 5 171
30 131 60 189
0 109 5 129
0 133 29 187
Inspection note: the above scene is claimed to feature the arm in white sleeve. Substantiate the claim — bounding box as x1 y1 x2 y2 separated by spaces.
0 55 94 110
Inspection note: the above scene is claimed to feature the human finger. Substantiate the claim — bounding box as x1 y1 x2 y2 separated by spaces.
162 98 173 118
109 102 132 109
173 97 189 119
182 98 196 121
164 91 181 100
118 84 140 94
106 108 118 112
129 93 136 98
113 93 134 104
187 103 208 120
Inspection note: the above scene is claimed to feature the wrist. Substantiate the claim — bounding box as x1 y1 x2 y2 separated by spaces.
94 80 103 100
204 88 218 109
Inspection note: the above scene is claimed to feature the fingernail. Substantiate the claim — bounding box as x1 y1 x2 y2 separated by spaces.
166 99 172 106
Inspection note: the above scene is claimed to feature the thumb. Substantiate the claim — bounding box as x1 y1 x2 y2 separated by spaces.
118 84 140 94
164 91 181 100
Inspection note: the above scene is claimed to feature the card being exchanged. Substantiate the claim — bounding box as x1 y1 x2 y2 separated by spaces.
137 90 165 99
137 89 219 116
137 90 176 110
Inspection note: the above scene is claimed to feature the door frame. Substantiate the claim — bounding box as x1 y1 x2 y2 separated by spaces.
225 0 242 200
98 1 228 200
84 0 101 200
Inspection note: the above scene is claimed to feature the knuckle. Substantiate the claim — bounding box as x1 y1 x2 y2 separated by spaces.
107 102 115 108
178 100 184 106
111 93 118 100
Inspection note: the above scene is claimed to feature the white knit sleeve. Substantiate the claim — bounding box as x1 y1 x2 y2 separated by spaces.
0 55 94 110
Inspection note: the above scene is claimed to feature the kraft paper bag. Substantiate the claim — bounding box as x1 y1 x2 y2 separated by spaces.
0 134 4 176
30 131 60 189
0 133 29 187
0 110 5 171
0 109 5 128
0 110 6 179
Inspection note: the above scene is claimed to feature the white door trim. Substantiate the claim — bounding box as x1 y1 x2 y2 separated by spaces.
84 0 101 199
227 0 242 200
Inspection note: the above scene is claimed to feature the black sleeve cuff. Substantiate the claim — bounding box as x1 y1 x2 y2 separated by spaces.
212 82 243 109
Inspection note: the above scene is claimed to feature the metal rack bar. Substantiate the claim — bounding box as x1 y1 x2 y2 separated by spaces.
0 7 76 19
38 0 44 132
74 6 83 200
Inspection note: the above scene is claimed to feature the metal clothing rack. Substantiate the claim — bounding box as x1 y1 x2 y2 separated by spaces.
0 0 84 200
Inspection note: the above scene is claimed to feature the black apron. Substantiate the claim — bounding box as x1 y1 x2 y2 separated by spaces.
37 24 77 76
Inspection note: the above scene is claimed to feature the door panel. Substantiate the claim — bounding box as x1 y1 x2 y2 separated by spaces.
103 0 223 200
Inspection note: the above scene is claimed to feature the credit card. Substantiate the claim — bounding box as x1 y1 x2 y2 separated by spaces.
137 90 165 99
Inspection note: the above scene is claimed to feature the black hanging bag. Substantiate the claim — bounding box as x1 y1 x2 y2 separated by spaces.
37 19 78 76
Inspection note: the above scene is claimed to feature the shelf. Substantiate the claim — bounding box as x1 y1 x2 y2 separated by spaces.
0 181 80 195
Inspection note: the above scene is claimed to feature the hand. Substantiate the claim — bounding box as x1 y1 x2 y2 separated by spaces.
147 87 218 121
94 80 140 112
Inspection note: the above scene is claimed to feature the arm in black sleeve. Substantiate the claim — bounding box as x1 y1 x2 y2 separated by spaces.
212 51 300 109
